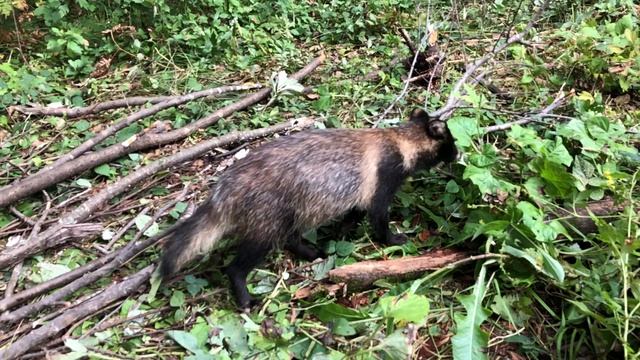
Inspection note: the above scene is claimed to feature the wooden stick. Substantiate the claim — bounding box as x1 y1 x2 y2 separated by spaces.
328 248 469 288
7 84 261 119
0 266 153 360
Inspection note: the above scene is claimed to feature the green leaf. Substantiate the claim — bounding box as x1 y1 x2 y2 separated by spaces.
73 119 91 132
445 180 460 193
335 241 354 257
580 26 600 38
452 262 491 360
516 201 559 242
372 329 410 358
134 214 159 237
220 317 249 354
167 330 213 359
170 290 185 307
536 159 574 196
185 275 208 296
94 164 115 178
311 303 367 322
448 116 481 147
378 293 430 325
463 165 515 195
75 178 92 188
331 318 356 336
170 202 188 219
540 250 565 282
64 338 87 354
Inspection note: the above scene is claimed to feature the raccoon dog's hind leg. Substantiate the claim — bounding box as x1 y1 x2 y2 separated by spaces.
224 239 272 310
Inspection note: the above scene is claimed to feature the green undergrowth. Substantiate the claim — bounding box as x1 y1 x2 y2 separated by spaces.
1 0 639 359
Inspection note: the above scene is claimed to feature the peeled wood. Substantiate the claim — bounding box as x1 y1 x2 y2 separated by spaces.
0 266 153 360
0 117 316 270
0 53 325 208
328 249 469 288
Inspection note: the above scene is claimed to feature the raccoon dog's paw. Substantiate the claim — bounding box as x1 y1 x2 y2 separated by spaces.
387 233 408 245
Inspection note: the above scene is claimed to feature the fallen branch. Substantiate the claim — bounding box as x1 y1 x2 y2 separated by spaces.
0 53 325 208
0 188 188 325
0 266 153 360
4 192 52 299
429 0 551 121
553 197 630 235
328 248 469 288
0 117 317 270
483 88 568 133
7 84 259 118
42 84 262 171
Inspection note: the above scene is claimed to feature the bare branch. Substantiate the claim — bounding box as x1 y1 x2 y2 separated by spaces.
483 88 568 133
7 84 261 119
0 266 153 360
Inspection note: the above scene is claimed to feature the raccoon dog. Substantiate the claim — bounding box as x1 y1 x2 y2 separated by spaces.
159 108 458 309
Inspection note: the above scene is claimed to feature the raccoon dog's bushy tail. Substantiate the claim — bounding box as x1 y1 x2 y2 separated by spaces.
158 199 227 279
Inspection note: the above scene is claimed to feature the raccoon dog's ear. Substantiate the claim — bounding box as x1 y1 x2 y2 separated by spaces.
409 108 429 122
426 120 448 139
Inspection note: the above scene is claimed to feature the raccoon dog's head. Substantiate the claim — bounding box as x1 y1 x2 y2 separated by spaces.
409 108 459 164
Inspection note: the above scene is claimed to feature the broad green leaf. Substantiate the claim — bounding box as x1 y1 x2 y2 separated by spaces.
220 317 249 354
167 330 213 359
94 164 115 178
185 275 208 296
557 119 601 151
445 180 460 193
75 178 92 188
540 250 565 282
580 26 600 38
170 290 185 307
331 318 356 336
310 303 368 322
134 214 159 237
372 329 410 359
463 165 515 195
64 338 87 353
335 241 355 257
517 201 559 242
536 159 575 196
379 293 430 325
452 262 491 360
448 116 481 147
502 245 564 282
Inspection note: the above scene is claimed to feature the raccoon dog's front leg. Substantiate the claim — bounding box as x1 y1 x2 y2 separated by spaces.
368 203 408 245
224 242 272 310
285 236 324 261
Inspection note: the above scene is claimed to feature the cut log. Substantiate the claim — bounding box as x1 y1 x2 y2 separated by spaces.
328 248 469 288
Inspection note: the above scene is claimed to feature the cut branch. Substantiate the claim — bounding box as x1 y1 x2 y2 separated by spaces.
43 84 262 170
483 88 568 133
328 248 469 288
0 117 317 270
0 266 153 360
7 84 258 119
0 53 325 208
